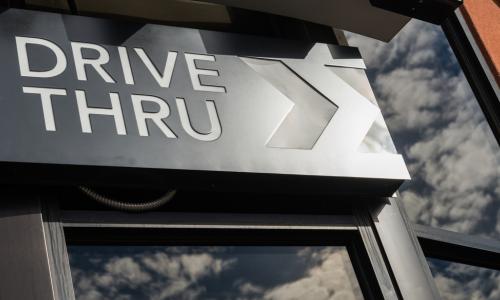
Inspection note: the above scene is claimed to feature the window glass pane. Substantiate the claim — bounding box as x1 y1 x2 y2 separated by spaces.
428 258 500 300
69 246 364 300
347 20 500 240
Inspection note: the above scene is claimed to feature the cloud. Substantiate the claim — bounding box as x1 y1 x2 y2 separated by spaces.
262 248 362 300
71 247 365 300
72 250 236 300
73 257 151 300
234 280 264 295
429 259 500 300
373 67 443 130
347 19 500 239
104 257 151 285
346 20 440 71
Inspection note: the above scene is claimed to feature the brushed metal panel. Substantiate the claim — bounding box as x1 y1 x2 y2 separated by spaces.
0 198 54 300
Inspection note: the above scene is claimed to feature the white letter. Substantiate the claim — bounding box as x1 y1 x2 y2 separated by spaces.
22 86 67 131
176 98 221 141
16 36 67 78
75 90 126 135
118 47 134 85
184 53 225 93
134 48 177 88
131 94 176 138
71 42 115 83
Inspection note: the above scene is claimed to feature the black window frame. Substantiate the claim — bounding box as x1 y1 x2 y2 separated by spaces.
42 199 397 300
407 6 500 298
412 6 500 270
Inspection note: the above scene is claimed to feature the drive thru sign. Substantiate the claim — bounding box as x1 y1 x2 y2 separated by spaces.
0 9 409 195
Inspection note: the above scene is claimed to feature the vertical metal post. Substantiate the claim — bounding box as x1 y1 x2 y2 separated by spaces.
442 10 500 145
370 198 441 300
355 210 400 300
0 196 55 300
42 200 76 300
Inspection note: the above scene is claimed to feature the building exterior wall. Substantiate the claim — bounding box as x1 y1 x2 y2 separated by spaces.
461 0 500 85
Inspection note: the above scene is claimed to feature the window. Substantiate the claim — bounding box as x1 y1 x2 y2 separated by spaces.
69 245 364 299
56 210 390 300
347 19 500 240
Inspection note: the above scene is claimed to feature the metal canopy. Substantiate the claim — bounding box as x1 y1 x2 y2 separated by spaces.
199 0 410 41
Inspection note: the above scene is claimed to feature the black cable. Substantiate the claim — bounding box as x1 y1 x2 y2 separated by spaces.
78 186 176 212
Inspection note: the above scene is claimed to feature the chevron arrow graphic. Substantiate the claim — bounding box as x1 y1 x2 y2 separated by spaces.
241 57 337 150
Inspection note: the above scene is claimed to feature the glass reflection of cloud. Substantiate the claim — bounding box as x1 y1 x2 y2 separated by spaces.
69 246 364 300
428 258 500 300
347 20 500 240
347 19 500 300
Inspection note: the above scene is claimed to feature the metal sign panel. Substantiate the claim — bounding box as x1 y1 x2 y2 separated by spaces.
0 9 409 195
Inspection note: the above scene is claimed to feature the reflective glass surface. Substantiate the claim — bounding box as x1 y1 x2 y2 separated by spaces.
347 20 500 240
69 246 364 300
428 258 500 300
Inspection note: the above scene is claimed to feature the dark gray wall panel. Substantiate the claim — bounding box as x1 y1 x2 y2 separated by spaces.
0 197 54 300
